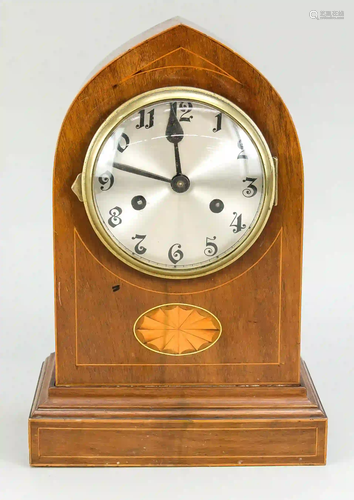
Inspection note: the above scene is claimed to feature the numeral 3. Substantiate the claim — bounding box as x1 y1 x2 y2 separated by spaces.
242 177 258 197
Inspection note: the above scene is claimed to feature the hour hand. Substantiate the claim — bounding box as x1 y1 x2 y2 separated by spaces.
112 162 171 183
166 102 184 144
166 102 184 176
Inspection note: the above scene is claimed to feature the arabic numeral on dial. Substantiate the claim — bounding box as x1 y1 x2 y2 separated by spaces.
132 234 147 255
230 212 246 233
237 139 248 159
98 171 114 191
108 206 122 227
242 177 258 197
117 133 130 153
213 113 222 133
168 243 184 264
204 236 218 257
179 102 193 121
136 109 155 129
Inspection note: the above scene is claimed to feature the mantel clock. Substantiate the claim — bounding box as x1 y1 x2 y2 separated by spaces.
29 19 327 466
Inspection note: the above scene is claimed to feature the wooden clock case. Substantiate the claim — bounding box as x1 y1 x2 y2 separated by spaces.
29 19 327 466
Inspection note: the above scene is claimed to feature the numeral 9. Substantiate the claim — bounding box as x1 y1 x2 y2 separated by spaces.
98 171 114 191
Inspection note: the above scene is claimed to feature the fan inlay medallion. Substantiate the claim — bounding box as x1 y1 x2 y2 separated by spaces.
134 304 222 355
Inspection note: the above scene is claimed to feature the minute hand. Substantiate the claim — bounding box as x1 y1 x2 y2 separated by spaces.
165 102 184 176
112 162 171 183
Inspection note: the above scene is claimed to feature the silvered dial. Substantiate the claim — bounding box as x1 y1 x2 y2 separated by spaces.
83 88 275 278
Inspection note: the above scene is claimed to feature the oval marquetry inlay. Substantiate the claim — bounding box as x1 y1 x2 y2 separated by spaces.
134 304 222 356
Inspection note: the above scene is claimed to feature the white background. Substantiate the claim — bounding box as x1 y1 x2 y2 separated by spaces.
0 0 353 498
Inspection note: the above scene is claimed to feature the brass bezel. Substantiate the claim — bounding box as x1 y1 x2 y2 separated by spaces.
82 87 276 280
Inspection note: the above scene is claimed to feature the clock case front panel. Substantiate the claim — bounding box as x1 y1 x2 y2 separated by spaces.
53 23 302 386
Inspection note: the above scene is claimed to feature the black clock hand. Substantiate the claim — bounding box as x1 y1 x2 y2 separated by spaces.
112 162 171 183
166 102 184 176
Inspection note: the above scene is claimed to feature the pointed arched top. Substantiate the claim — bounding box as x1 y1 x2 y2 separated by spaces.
53 21 304 386
79 18 271 100
84 18 226 84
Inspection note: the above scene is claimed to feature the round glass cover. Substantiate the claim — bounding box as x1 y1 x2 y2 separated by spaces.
82 88 275 279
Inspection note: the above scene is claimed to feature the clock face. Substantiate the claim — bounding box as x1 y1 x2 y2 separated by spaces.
82 88 275 278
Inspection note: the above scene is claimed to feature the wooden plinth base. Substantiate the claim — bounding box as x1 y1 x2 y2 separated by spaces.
29 354 327 467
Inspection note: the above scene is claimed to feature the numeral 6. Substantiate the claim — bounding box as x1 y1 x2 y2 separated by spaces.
168 243 184 264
